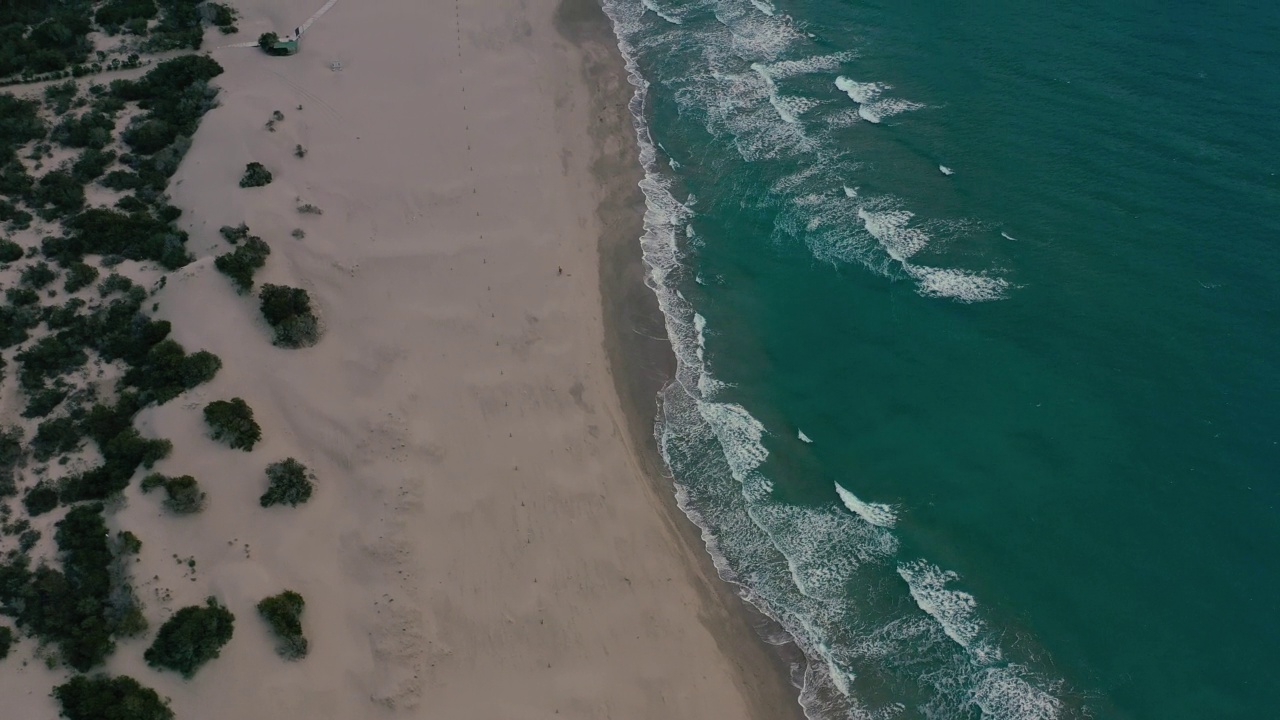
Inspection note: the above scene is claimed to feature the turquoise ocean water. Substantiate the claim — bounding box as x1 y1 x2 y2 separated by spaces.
600 0 1280 717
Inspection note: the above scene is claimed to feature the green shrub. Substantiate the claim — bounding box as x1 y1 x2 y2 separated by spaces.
261 458 314 508
23 483 59 516
15 333 89 391
258 32 280 51
95 0 160 28
0 426 22 497
51 110 114 150
0 238 23 263
259 284 320 348
257 590 307 659
214 236 270 292
72 148 117 183
0 304 39 348
20 261 57 289
239 162 272 188
140 473 205 514
28 169 86 219
122 118 180 156
97 272 135 296
122 339 222 404
54 674 173 720
0 505 123 671
22 385 69 418
219 223 250 244
0 95 47 156
5 287 39 306
44 81 78 110
63 262 99 293
203 398 261 451
144 597 234 678
0 625 12 659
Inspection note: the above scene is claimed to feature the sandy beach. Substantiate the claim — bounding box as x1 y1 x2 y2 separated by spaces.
0 0 803 717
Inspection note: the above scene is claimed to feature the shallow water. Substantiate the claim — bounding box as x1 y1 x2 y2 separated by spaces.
603 0 1280 717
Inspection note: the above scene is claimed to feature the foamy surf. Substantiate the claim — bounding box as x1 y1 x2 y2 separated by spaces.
834 482 897 528
798 429 813 443
940 165 954 175
598 1 1064 717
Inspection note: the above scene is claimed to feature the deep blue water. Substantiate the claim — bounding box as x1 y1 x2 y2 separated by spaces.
602 0 1280 717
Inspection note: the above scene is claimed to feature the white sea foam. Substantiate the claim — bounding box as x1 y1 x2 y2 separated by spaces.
749 0 775 16
834 482 898 528
798 429 813 443
857 207 931 261
858 98 925 124
834 76 887 104
898 560 1001 664
1001 231 1019 241
751 62 819 123
834 76 923 123
640 0 684 25
906 264 1011 302
939 165 954 176
972 666 1064 720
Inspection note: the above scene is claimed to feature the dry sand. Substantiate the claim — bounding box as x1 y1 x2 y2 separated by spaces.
0 0 807 717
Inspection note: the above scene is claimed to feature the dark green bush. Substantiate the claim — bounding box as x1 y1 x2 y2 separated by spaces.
0 625 12 659
28 169 86 219
0 426 22 497
5 287 39 306
122 119 178 155
261 458 314 508
23 483 59 516
0 304 39 347
22 384 69 418
204 398 261 451
48 206 192 269
144 597 234 678
219 223 250 243
0 238 23 262
214 236 270 292
258 32 280 50
239 162 272 188
97 272 134 296
72 148 116 182
259 284 320 348
122 339 221 404
0 505 121 671
32 416 84 461
63 261 99 293
44 80 79 115
51 110 115 150
257 590 307 659
20 261 56 288
95 0 159 28
53 674 174 720
0 95 47 156
15 332 88 391
140 472 205 514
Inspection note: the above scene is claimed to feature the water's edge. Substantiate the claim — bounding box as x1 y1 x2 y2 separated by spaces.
556 0 811 717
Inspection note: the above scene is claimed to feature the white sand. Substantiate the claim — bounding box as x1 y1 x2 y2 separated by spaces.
0 0 802 717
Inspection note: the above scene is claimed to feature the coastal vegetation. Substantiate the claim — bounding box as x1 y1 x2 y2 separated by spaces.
204 397 262 450
215 234 271 292
239 161 273 188
261 458 314 508
259 284 320 347
141 472 206 514
0 6 325 705
144 597 235 678
54 674 173 720
257 589 308 659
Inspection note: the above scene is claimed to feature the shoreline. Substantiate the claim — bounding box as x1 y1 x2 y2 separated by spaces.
560 1 808 718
